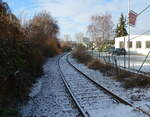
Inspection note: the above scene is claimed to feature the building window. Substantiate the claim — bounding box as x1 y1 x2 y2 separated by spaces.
136 41 141 48
128 41 132 48
119 41 124 48
146 41 150 48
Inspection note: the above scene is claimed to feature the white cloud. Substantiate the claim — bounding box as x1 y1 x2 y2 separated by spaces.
33 0 118 37
9 0 150 38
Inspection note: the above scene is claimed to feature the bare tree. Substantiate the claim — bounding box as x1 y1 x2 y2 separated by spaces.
74 32 84 43
64 34 71 42
87 13 114 46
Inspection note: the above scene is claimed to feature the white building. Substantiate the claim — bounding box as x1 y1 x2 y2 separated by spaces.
115 35 150 55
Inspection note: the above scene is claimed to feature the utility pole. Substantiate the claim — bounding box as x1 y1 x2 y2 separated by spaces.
128 0 131 68
124 36 126 68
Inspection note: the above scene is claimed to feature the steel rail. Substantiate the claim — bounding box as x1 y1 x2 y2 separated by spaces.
66 54 150 117
57 54 89 117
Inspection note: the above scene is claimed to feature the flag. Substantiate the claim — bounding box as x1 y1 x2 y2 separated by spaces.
129 10 138 26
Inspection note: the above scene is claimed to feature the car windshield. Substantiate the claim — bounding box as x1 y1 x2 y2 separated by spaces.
109 47 115 51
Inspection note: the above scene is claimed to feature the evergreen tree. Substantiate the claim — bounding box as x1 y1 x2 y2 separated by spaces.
115 14 128 37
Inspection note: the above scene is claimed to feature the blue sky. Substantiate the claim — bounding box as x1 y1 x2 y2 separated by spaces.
4 0 150 40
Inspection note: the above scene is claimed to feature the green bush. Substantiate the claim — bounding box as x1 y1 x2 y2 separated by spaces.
0 39 45 107
0 108 18 117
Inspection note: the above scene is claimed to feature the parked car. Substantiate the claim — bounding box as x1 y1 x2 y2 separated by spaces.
113 48 126 55
108 47 115 55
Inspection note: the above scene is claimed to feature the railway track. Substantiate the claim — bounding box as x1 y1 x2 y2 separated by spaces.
57 54 88 117
58 53 150 117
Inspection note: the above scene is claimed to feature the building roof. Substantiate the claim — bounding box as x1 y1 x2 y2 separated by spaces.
115 35 150 41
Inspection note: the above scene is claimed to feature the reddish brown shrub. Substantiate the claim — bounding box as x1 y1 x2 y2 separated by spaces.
72 44 92 64
87 59 104 70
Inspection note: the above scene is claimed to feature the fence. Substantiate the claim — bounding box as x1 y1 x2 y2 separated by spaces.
89 50 150 76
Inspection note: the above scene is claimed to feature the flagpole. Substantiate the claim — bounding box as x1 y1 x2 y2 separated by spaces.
128 0 131 68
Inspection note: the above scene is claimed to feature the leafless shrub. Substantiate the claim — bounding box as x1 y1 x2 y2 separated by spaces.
113 70 150 88
113 70 132 81
87 59 104 70
24 11 60 57
60 41 72 52
72 44 92 64
87 59 115 76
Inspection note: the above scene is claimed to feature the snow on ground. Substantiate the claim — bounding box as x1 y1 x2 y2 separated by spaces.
29 79 42 97
21 55 80 117
88 104 141 117
60 54 146 117
91 51 150 73
69 55 150 115
21 53 150 117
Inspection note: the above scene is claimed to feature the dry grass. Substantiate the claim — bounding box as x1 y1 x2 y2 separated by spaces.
72 45 115 76
113 70 132 81
113 70 150 88
87 59 103 70
99 64 115 76
124 75 150 88
60 42 72 52
87 59 115 76
72 45 150 89
87 59 150 88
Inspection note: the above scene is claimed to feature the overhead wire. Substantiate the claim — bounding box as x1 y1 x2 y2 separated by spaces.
138 4 150 16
